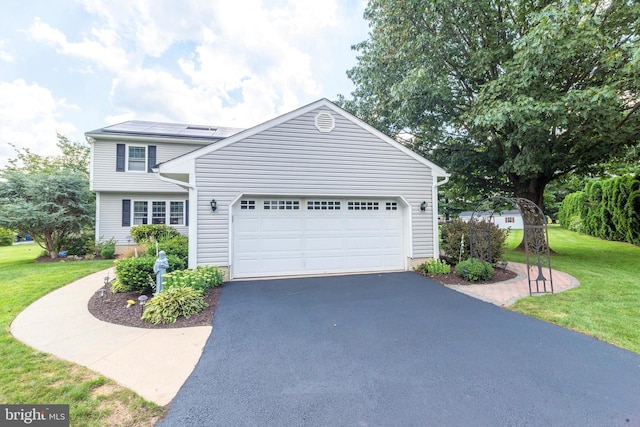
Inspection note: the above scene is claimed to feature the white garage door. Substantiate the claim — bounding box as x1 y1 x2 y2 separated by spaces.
232 197 405 278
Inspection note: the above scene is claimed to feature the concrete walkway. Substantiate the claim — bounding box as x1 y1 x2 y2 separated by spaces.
446 261 579 306
10 268 211 406
9 263 578 407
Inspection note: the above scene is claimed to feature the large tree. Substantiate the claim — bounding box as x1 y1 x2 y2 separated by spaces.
340 0 640 212
0 135 93 258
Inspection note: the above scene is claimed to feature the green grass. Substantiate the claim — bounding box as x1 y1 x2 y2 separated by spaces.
504 225 640 354
0 243 165 426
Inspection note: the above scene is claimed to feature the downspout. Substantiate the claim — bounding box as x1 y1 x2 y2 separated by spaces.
432 174 450 259
154 169 198 269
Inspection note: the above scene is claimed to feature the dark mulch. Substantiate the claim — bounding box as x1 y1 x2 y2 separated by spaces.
87 269 517 329
423 268 518 286
88 286 220 329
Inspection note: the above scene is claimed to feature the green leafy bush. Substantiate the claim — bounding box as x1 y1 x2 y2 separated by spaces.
440 218 508 263
0 227 14 246
130 224 181 244
100 245 115 259
415 259 451 275
455 258 494 282
148 235 188 266
59 233 93 256
141 286 207 324
110 278 129 293
114 255 185 293
163 266 225 292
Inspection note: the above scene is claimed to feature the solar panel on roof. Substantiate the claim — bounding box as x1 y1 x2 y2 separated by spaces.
97 120 244 140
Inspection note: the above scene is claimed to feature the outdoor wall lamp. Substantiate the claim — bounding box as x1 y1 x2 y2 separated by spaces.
420 201 427 211
210 199 217 212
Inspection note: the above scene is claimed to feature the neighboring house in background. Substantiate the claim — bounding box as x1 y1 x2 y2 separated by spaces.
87 99 449 279
459 210 524 230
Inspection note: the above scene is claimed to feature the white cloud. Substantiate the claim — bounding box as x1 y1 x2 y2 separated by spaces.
21 0 366 131
0 80 78 167
0 40 15 62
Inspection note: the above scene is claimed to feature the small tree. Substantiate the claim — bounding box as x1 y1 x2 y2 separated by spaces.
0 170 94 258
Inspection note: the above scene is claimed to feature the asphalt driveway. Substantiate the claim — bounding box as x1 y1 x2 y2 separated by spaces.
158 272 640 426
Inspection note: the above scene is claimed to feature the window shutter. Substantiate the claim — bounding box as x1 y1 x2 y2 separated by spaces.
122 199 131 226
116 144 125 172
147 145 156 173
185 200 189 226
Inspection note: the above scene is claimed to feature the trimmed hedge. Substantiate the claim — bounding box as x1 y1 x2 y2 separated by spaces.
558 175 640 245
130 224 181 244
113 255 185 293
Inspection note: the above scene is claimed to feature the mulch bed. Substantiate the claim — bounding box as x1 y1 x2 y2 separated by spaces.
88 286 220 329
87 269 517 329
424 268 518 286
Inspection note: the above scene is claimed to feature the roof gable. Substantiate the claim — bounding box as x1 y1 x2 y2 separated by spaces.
158 99 449 177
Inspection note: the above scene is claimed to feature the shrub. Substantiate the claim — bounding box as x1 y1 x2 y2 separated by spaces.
130 224 181 244
415 259 451 275
0 227 14 246
455 258 494 282
59 233 93 256
163 266 225 292
100 245 115 259
148 235 188 266
440 218 508 263
114 255 185 293
141 287 207 324
110 278 129 293
93 236 118 256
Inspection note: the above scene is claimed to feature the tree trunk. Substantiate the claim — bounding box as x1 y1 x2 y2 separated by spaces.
44 232 58 259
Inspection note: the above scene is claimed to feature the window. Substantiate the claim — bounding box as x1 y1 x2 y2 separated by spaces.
152 201 166 224
307 200 341 210
128 146 146 171
505 217 515 223
264 200 300 210
170 202 184 225
348 201 379 210
240 200 256 210
133 201 148 225
129 200 185 226
386 202 398 211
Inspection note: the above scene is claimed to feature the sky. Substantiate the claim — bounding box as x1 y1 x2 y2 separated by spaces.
0 0 370 167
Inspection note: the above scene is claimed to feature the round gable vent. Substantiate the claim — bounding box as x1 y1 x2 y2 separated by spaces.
314 111 335 133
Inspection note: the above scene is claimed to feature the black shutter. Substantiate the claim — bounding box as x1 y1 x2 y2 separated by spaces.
185 200 189 226
122 199 131 226
147 145 156 173
116 144 125 172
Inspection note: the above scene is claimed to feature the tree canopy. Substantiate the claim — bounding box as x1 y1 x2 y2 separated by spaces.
340 0 640 212
0 135 93 258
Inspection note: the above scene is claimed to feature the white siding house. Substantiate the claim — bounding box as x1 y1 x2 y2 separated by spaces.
88 99 449 279
459 210 524 230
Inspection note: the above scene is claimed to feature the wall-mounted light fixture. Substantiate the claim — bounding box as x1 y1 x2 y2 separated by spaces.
210 199 217 212
420 201 427 211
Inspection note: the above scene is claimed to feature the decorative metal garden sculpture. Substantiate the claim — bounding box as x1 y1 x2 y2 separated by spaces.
469 197 553 296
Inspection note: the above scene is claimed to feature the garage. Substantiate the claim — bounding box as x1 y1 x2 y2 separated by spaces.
232 197 405 278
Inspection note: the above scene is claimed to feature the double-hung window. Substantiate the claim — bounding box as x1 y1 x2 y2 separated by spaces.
152 201 166 224
133 201 148 225
128 146 147 171
170 202 185 225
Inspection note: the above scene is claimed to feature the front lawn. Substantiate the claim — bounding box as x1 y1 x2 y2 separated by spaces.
504 226 640 354
0 243 165 426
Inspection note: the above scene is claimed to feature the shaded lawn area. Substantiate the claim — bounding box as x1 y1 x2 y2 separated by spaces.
504 225 640 354
0 243 165 427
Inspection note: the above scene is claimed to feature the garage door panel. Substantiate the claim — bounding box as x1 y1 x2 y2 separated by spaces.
232 198 405 278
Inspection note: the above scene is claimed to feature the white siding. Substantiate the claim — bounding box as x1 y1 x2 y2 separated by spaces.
194 107 436 267
91 139 205 192
97 192 189 245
